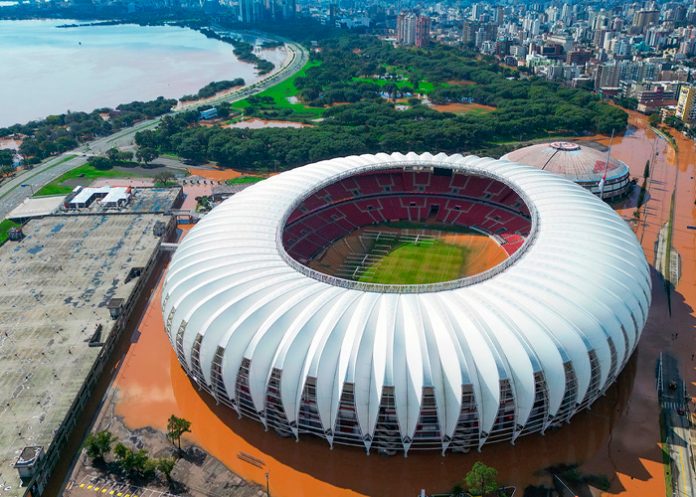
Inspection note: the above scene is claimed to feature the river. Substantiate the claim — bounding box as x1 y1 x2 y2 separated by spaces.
0 19 287 127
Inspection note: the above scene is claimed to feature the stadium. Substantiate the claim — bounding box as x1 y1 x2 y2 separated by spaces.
162 152 650 456
501 141 632 201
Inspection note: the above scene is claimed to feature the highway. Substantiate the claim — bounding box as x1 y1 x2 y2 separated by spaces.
0 40 308 219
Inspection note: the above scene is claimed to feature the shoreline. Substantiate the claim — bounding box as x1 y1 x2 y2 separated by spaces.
0 18 287 128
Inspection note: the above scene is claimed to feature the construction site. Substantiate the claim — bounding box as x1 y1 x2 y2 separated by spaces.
0 187 182 497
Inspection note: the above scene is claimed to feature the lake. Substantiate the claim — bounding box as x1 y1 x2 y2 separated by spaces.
0 19 287 127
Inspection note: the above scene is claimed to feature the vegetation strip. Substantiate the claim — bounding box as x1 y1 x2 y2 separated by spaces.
138 35 626 172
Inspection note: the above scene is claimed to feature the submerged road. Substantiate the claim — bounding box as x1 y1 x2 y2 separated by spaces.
0 40 308 219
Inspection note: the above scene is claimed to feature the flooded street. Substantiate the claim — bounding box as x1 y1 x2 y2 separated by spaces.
76 109 695 497
579 110 696 496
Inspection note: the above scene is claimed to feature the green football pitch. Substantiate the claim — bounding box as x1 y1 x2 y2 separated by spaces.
358 239 469 285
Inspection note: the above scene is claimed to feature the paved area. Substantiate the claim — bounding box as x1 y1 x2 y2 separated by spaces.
658 353 695 497
67 477 178 497
0 215 166 497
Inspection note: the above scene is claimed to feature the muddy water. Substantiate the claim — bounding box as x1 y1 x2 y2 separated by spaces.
106 109 696 497
113 278 637 497
578 110 696 496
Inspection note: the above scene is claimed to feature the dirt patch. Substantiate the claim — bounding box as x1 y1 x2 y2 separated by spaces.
187 168 243 181
447 80 476 86
0 137 22 150
225 118 310 129
440 231 508 275
430 103 495 114
65 405 265 497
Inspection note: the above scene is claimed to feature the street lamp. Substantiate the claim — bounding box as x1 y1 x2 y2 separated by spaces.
265 472 270 497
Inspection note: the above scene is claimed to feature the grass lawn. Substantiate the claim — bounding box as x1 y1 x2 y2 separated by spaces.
225 176 264 185
0 219 20 245
351 76 439 94
34 163 143 197
359 239 468 285
232 60 325 119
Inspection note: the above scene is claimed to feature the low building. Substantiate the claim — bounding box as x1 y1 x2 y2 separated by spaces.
0 213 176 497
199 108 218 120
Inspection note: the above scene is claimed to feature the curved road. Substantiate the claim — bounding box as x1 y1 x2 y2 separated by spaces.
0 40 308 219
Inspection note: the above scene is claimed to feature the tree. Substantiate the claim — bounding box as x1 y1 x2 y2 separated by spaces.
84 430 116 464
166 415 191 453
106 147 120 163
464 461 498 496
176 137 207 163
0 149 13 167
154 171 176 186
157 457 176 483
1 164 13 177
648 113 661 127
136 147 158 166
114 443 155 478
91 156 113 170
216 104 231 119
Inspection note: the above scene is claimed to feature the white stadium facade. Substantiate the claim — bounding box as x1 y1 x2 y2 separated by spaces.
162 152 651 455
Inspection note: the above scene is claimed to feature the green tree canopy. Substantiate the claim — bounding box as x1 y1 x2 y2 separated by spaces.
0 149 14 167
166 415 192 452
464 461 498 496
136 147 158 165
84 430 116 463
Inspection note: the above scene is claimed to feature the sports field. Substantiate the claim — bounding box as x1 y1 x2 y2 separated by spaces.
358 239 468 285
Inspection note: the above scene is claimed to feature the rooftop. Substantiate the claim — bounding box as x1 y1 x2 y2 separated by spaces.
6 196 65 220
502 141 631 183
0 214 165 496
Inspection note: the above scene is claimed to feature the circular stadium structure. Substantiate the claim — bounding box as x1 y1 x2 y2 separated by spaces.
162 152 651 455
501 142 632 201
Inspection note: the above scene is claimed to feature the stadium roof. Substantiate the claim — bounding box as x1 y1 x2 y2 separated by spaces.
501 141 630 184
162 152 650 451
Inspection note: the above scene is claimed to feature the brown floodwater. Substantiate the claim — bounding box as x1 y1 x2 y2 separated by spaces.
578 110 696 496
113 277 638 497
106 109 695 497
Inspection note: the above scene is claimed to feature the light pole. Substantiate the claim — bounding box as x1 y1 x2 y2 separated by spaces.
265 472 270 497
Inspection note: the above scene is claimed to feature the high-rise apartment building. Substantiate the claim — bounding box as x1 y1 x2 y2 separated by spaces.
397 13 430 47
676 85 696 123
239 0 294 23
632 9 659 32
415 15 431 47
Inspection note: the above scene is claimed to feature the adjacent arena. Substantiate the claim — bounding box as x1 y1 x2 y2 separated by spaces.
501 141 632 201
162 152 651 455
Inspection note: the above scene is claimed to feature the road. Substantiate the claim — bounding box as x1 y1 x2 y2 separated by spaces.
658 353 695 497
0 40 308 219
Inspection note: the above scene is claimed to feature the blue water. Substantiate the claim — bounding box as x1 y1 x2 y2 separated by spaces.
0 19 287 127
